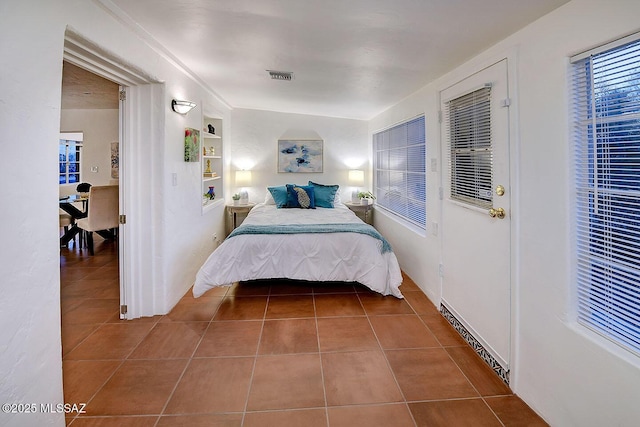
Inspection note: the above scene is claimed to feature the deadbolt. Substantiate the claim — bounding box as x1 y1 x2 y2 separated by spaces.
488 207 506 219
495 185 505 197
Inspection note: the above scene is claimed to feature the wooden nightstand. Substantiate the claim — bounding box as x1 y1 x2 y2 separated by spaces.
345 201 373 225
226 203 256 234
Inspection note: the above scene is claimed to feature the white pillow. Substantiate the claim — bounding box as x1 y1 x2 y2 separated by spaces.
264 191 275 205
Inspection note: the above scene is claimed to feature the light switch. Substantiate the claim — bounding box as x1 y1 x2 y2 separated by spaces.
90 166 99 173
172 173 178 186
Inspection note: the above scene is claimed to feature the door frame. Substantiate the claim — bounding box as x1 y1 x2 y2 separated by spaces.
437 48 520 385
63 28 162 319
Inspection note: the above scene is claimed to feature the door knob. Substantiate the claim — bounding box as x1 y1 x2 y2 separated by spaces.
488 207 506 219
495 185 505 196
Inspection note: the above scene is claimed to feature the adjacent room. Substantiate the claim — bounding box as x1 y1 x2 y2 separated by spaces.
2 1 640 426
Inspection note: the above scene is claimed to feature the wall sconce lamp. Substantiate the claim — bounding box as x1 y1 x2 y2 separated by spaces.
235 170 252 205
348 169 365 203
171 99 196 115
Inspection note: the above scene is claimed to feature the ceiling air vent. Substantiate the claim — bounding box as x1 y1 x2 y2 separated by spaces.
267 70 294 81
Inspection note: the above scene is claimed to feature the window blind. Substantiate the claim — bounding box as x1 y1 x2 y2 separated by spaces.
444 86 493 209
572 37 640 355
373 115 426 229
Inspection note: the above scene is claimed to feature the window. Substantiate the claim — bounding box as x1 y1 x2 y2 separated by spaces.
444 86 493 209
572 36 640 355
373 115 426 229
59 132 83 185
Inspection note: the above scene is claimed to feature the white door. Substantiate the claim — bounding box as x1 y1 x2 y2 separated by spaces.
440 59 511 375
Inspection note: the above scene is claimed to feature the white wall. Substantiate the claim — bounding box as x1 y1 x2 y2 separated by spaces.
0 1 229 425
369 0 640 425
230 108 369 203
59 109 119 196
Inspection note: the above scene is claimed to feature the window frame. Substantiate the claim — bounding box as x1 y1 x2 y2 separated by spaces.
571 35 640 357
59 132 83 186
372 115 427 230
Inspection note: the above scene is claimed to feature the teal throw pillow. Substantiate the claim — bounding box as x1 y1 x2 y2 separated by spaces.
308 181 339 208
268 185 289 208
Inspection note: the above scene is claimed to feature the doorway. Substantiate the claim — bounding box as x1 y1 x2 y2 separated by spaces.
439 59 512 382
59 60 122 352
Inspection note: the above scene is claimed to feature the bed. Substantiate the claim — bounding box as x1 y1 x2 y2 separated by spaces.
193 183 403 298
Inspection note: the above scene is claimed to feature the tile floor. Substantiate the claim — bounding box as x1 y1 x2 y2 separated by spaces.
60 238 548 426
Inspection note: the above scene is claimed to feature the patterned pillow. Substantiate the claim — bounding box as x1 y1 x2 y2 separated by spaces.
286 184 316 209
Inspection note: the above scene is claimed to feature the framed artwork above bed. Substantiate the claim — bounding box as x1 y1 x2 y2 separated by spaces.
278 139 323 173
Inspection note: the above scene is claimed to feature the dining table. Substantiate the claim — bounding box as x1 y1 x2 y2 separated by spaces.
59 194 88 246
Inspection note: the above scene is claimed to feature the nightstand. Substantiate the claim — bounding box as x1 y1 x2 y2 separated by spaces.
226 203 256 234
345 201 373 225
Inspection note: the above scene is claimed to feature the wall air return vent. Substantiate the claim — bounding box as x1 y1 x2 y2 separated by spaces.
267 70 294 81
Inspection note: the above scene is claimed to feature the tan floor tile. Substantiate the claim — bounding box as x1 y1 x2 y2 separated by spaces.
399 272 422 291
402 291 437 315
369 315 440 349
61 279 120 299
409 399 502 427
247 354 325 410
68 416 158 427
163 296 224 322
314 294 365 317
259 318 318 354
268 280 315 295
62 323 100 357
63 360 121 403
317 317 379 352
485 396 550 426
313 282 357 294
328 403 415 427
266 295 315 318
358 293 415 315
64 323 155 360
446 346 511 396
386 348 478 401
128 322 208 359
214 296 268 320
195 320 262 357
165 358 254 414
86 359 187 415
244 409 327 427
156 413 243 427
322 350 403 406
420 313 467 347
227 281 271 296
61 298 120 326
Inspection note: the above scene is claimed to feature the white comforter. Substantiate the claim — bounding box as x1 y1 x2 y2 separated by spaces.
193 203 403 298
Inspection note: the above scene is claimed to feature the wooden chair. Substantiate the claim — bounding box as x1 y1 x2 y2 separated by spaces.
76 185 119 255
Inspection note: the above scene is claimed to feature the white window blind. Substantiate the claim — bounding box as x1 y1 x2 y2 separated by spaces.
572 37 640 355
444 86 493 209
373 115 426 229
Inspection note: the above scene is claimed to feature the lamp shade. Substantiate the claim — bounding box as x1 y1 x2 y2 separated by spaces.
348 170 364 186
235 170 252 187
171 99 196 114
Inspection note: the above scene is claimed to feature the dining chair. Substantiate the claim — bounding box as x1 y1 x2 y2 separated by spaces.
76 185 119 255
59 212 74 246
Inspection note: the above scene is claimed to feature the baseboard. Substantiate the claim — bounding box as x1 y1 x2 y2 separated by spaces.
440 303 510 385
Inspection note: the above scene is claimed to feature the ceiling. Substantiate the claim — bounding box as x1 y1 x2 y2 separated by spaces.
85 0 569 119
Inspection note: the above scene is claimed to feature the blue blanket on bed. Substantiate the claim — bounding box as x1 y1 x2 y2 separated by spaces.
227 223 393 253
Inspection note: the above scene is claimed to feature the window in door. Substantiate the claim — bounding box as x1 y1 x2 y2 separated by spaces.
59 132 83 185
444 85 493 209
572 35 640 355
